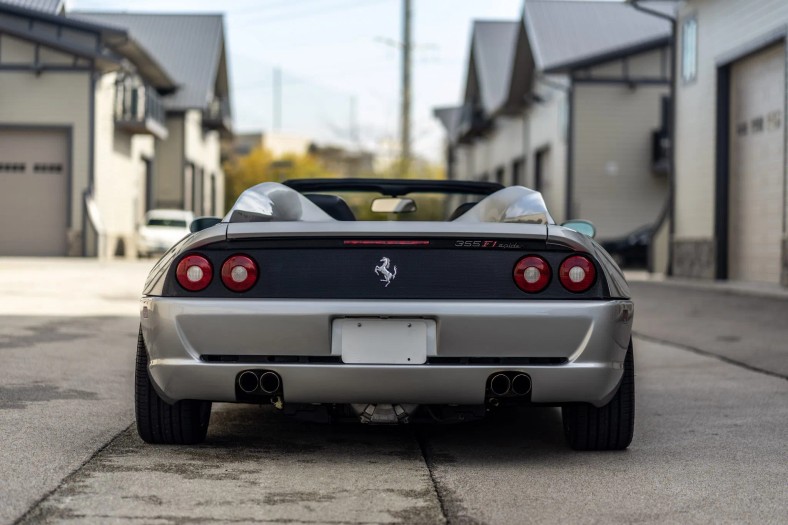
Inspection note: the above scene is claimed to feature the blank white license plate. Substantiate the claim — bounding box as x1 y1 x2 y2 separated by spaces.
337 319 429 364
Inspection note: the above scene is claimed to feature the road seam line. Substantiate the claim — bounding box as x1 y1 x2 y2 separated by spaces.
12 423 134 525
415 430 450 524
633 331 788 381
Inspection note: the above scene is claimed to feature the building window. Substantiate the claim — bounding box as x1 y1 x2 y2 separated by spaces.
681 16 698 83
495 166 505 185
511 157 524 186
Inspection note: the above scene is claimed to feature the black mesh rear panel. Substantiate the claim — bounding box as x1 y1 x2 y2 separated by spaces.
162 238 608 299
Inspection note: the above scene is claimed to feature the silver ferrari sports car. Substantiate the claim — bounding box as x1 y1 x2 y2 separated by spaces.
136 178 634 450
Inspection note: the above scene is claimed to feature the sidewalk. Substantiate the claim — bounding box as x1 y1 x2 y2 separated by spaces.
0 257 154 317
626 271 788 300
628 277 788 378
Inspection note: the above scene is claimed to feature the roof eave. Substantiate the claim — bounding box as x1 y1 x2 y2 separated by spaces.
0 19 123 70
0 2 127 39
109 37 177 91
542 35 671 75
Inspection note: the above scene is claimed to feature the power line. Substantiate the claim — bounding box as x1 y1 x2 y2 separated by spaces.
227 0 347 17
233 0 390 26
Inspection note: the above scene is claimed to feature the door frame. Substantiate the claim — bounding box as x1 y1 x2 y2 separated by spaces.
714 30 787 280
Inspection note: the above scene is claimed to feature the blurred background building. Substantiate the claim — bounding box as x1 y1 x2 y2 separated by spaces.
434 0 671 256
0 0 231 257
671 0 788 287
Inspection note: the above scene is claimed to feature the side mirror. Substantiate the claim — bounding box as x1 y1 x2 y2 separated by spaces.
190 216 222 233
561 219 596 239
371 197 417 214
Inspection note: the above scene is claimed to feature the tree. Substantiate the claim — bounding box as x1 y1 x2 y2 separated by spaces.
223 147 339 210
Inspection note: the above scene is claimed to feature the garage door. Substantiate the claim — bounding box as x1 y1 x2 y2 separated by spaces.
0 129 69 256
728 44 786 283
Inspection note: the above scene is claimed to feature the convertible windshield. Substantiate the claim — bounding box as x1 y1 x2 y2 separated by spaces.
309 191 482 221
224 180 554 225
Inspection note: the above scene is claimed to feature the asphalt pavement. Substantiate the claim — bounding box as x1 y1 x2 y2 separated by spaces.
1 259 786 524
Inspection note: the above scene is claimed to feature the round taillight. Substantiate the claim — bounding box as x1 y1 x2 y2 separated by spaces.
221 254 258 292
513 255 551 293
176 255 212 291
559 255 596 293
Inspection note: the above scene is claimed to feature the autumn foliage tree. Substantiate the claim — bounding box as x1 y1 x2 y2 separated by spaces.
223 147 340 211
223 146 446 218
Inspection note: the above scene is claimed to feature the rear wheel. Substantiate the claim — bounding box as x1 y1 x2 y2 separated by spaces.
562 340 634 450
135 327 211 444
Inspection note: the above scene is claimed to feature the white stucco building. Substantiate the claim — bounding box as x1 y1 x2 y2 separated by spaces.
0 0 231 257
435 1 672 264
670 0 788 287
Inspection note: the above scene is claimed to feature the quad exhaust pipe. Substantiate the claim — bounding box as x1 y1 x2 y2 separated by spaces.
259 371 281 394
489 374 511 396
237 370 282 395
488 372 531 398
237 371 259 394
511 374 532 396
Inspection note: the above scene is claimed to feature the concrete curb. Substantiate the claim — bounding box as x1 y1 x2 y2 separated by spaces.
627 274 788 301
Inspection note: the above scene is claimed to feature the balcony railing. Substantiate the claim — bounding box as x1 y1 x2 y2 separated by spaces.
202 97 232 135
114 82 168 139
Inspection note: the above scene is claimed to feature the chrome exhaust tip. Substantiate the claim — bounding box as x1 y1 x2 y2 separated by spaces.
238 371 259 394
489 373 511 396
511 374 532 396
259 371 281 394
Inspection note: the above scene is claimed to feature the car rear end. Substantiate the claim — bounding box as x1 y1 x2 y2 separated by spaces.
140 222 633 413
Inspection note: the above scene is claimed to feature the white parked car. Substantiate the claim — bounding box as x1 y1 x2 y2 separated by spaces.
137 209 194 257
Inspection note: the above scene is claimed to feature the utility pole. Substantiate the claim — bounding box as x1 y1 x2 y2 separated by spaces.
350 95 358 148
400 0 412 177
273 67 282 132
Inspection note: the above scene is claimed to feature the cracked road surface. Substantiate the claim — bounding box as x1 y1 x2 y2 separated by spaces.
1 260 787 524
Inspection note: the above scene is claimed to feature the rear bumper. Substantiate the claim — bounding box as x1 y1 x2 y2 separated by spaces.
140 298 633 407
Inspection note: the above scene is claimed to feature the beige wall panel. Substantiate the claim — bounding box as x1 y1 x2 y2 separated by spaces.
0 35 35 63
154 114 184 209
675 0 788 240
572 83 669 241
527 84 568 222
728 44 785 283
0 71 90 237
38 46 75 66
453 145 475 182
586 61 624 78
628 49 665 78
183 109 223 215
92 73 156 257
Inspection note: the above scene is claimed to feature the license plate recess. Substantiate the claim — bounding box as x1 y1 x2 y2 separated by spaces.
335 319 431 364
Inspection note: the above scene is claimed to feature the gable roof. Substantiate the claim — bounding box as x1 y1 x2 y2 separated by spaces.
0 0 63 15
433 105 468 144
0 2 175 88
463 20 520 115
523 0 671 73
71 12 229 111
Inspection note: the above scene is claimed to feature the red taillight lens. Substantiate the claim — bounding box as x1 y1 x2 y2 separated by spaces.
221 255 258 292
559 255 596 293
175 255 212 291
513 255 551 293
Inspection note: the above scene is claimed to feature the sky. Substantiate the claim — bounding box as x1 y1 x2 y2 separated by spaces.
69 0 524 163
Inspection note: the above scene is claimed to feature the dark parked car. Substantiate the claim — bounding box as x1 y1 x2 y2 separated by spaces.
601 224 653 268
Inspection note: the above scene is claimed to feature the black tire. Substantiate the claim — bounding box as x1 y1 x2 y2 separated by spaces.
135 327 211 444
562 340 635 451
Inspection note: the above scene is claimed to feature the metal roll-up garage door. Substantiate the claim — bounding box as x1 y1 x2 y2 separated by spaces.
0 129 69 256
729 44 786 283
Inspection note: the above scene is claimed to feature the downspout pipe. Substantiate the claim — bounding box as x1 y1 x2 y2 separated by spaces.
629 0 677 275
